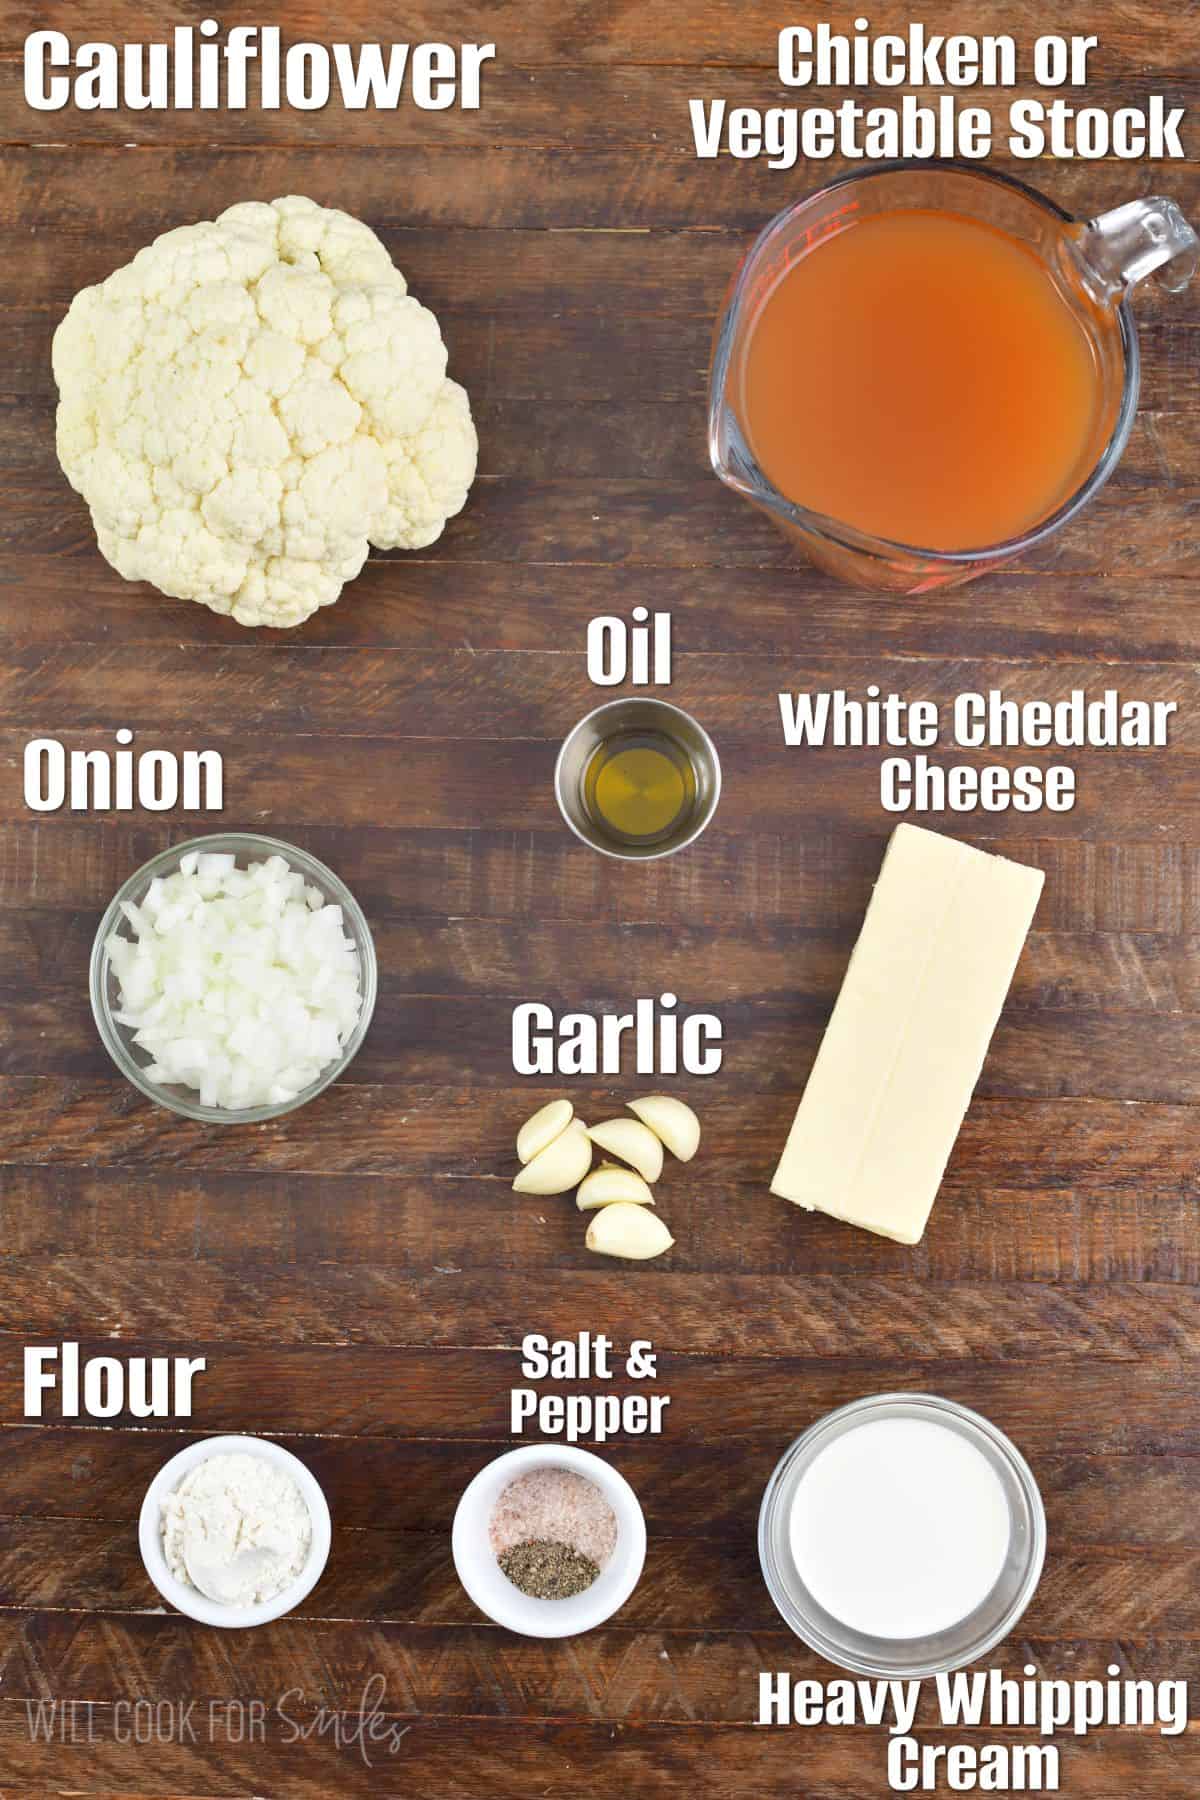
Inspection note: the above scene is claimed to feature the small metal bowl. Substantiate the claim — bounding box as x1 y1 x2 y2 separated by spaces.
90 832 377 1125
759 1393 1046 1678
554 698 721 861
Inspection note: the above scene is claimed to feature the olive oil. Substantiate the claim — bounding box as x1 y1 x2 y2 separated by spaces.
556 697 721 862
583 731 698 847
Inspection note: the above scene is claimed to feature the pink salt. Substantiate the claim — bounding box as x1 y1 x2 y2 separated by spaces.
489 1468 617 1568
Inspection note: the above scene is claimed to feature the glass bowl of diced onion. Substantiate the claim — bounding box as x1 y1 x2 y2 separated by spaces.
90 833 377 1124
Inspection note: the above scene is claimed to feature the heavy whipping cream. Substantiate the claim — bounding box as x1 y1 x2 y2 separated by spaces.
161 1452 312 1607
788 1417 1011 1640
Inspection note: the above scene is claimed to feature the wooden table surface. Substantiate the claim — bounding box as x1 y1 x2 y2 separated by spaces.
2 2 1199 1794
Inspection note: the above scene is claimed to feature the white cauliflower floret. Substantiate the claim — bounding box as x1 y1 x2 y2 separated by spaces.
52 195 478 629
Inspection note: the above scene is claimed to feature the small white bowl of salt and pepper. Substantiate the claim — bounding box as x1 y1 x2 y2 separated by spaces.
452 1445 646 1637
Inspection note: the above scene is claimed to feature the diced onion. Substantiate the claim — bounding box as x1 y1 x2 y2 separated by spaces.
106 851 363 1111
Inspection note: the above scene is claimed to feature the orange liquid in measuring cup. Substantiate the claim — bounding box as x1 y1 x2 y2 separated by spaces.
738 209 1118 551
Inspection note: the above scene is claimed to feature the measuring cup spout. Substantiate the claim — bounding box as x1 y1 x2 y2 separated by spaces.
1074 197 1199 298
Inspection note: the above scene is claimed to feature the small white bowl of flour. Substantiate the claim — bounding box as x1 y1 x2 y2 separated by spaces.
139 1435 331 1628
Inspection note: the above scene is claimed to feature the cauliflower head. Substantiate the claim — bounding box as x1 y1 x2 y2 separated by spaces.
52 195 478 628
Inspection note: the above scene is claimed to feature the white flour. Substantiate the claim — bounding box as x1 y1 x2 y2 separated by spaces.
161 1452 312 1607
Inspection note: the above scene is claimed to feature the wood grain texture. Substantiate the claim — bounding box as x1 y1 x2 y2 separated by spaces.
1 0 1190 68
4 1611 1200 1720
0 1710 1193 1800
2 0 1200 1793
2 68 1197 150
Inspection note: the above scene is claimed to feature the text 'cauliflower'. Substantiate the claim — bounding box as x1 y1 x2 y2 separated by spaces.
52 195 478 628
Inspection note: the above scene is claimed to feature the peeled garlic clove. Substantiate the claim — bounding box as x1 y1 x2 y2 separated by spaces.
513 1120 592 1194
627 1095 701 1163
586 1202 674 1261
587 1118 664 1184
517 1097 573 1165
576 1165 656 1211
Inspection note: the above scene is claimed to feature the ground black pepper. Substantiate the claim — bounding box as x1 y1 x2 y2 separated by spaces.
497 1537 600 1599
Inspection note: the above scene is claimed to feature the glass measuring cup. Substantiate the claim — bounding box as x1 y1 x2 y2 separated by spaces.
709 163 1198 593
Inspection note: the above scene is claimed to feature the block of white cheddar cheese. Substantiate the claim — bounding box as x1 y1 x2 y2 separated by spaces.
771 824 1044 1244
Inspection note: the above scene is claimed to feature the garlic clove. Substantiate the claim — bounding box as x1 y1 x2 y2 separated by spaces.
586 1202 674 1261
576 1165 656 1211
516 1097 574 1165
627 1095 701 1163
513 1119 592 1194
586 1118 664 1184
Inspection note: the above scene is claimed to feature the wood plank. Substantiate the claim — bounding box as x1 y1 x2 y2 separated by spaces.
4 61 1196 149
4 479 1200 585
4 1429 1199 1546
0 1258 1197 1355
10 911 1200 1014
0 1078 1191 1184
5 1164 1200 1281
2 1611 1199 1720
4 217 1198 343
8 299 1199 413
10 560 1200 669
8 392 1200 510
3 0 1193 73
0 1707 1193 1800
3 1 1199 1789
3 649 1198 746
2 1510 1199 1639
4 733 1200 843
2 146 1196 242
7 984 1200 1102
3 1354 1197 1454
3 824 1199 933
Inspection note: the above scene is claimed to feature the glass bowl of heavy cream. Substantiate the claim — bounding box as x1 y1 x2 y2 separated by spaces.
139 1435 332 1628
758 1393 1046 1678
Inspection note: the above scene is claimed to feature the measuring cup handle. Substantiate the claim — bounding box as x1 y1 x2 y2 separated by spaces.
1074 197 1199 298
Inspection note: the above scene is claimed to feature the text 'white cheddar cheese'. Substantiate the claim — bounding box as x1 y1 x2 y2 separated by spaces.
771 824 1044 1244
